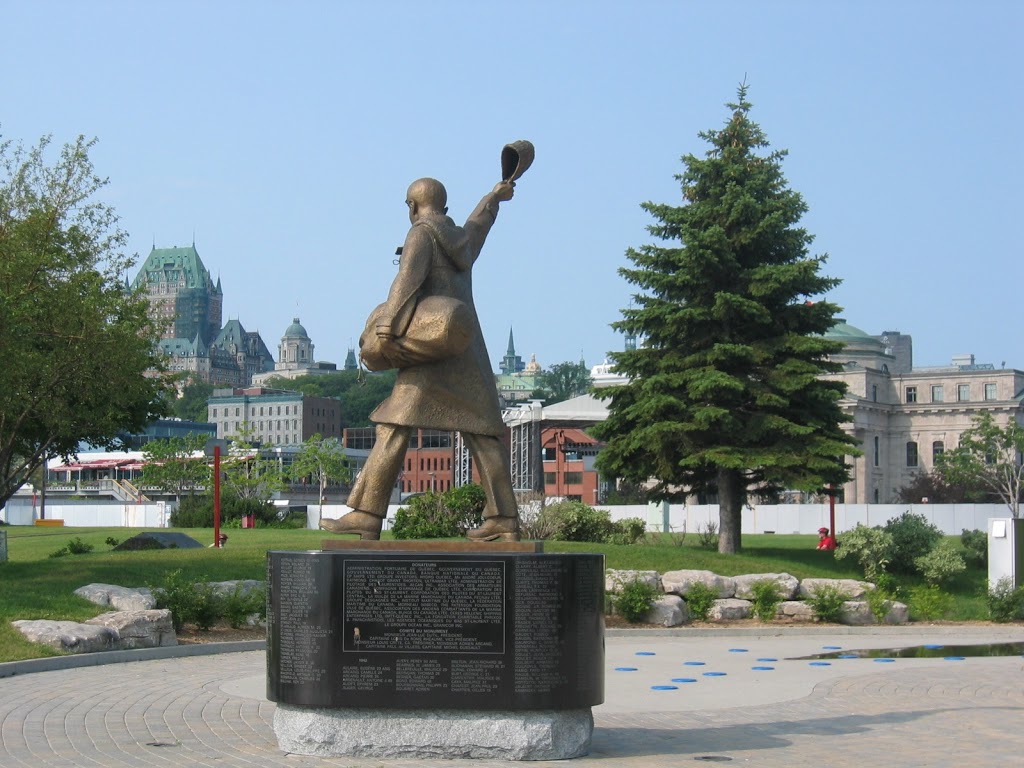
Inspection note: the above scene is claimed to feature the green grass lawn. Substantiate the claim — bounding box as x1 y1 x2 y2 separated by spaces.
0 526 991 662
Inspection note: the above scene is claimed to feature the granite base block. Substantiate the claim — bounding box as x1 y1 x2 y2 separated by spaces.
274 704 593 760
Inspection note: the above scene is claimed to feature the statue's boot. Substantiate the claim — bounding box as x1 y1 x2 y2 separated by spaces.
466 515 520 542
319 510 384 540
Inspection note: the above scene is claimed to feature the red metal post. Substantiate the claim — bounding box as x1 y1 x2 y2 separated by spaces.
213 445 222 548
829 484 836 538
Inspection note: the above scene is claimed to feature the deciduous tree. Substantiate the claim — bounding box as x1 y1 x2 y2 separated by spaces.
139 434 209 504
593 86 858 554
0 135 170 508
290 433 350 517
938 413 1024 517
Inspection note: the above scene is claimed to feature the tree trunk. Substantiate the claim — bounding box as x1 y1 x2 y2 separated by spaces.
717 468 746 554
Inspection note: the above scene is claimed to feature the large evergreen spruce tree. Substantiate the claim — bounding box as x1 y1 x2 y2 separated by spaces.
594 86 859 554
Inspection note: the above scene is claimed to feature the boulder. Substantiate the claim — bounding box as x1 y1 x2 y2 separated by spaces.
776 600 816 622
642 595 688 627
798 578 873 600
662 570 736 598
733 573 800 600
838 600 875 625
209 579 264 597
75 583 155 611
708 598 751 621
12 620 118 654
881 600 910 625
86 609 177 648
605 570 661 594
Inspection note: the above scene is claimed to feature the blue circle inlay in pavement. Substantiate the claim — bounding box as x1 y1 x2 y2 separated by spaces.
874 658 896 663
728 648 748 653
702 672 727 677
838 654 858 659
823 645 842 650
684 661 706 666
671 678 698 683
636 651 656 656
752 666 775 671
614 667 638 672
809 661 831 666
651 685 678 690
944 656 966 661
757 657 777 662
924 644 944 649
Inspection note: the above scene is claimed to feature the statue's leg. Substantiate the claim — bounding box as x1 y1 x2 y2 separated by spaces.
320 423 410 539
462 432 520 541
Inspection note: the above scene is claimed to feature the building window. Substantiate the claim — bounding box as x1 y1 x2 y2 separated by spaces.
957 384 970 402
873 488 880 504
235 407 240 416
871 384 878 403
985 383 997 400
873 436 880 467
542 447 557 461
543 472 557 487
931 385 944 403
564 472 584 485
905 387 917 403
212 408 217 417
906 442 918 468
932 441 944 463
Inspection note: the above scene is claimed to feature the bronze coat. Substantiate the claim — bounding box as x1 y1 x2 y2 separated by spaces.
369 193 505 436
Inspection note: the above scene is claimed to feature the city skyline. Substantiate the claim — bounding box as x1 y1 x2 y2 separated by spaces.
4 2 1021 370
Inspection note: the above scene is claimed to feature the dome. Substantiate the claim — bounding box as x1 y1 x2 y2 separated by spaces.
284 317 309 338
824 318 874 342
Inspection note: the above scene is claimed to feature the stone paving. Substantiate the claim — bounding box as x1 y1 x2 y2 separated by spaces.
1 626 1022 767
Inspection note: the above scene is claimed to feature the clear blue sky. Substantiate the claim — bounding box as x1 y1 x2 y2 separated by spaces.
4 1 1021 371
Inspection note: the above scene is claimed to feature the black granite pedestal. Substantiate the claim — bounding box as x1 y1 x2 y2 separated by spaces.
267 545 604 759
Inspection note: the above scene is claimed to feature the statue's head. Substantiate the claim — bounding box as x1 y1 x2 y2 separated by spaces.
406 178 447 223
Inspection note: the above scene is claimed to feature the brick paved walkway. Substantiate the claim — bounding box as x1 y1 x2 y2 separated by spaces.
1 627 1022 766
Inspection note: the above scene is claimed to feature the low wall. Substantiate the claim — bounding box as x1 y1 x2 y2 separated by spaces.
600 502 1008 536
0 501 169 528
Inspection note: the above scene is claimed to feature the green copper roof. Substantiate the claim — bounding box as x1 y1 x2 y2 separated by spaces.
284 318 309 338
131 245 219 292
825 319 874 341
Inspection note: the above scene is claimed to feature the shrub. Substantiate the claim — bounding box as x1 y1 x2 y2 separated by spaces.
884 511 943 575
517 501 560 540
48 537 94 558
611 579 661 623
696 521 719 550
392 492 452 539
914 540 966 587
805 583 848 623
391 484 487 539
907 584 954 621
960 528 988 567
609 517 647 545
685 581 717 621
987 577 1024 623
104 536 120 548
835 524 893 580
749 579 783 622
152 569 223 632
170 494 279 528
547 501 616 543
442 484 487 532
222 584 267 629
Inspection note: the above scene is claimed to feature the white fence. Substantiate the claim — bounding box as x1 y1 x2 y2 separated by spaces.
0 501 169 528
601 502 1008 536
2 499 1007 536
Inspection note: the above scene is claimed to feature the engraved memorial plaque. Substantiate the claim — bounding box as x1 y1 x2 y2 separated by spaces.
267 550 604 710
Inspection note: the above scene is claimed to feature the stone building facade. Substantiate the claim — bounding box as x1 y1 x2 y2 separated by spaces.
207 387 343 446
132 245 273 386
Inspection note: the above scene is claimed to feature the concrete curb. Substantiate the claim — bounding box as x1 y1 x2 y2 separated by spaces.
0 639 266 679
